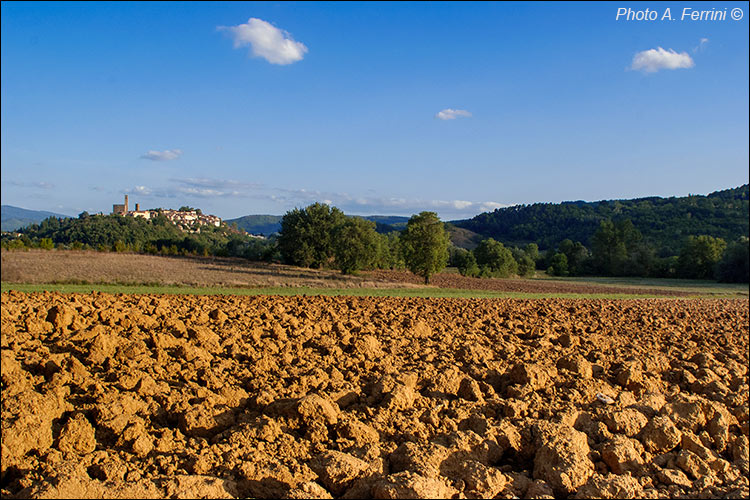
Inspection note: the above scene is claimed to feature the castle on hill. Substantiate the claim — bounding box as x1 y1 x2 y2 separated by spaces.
112 195 221 232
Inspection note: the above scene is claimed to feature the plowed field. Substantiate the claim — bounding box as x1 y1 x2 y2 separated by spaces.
1 292 748 499
365 271 700 297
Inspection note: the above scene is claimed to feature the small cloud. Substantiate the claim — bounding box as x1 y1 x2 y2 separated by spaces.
630 47 694 73
478 201 506 212
7 180 55 189
435 109 472 120
140 149 182 161
131 185 153 195
450 200 474 210
218 18 307 65
694 38 709 53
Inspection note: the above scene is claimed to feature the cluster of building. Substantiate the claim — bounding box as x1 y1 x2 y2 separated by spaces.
112 195 221 232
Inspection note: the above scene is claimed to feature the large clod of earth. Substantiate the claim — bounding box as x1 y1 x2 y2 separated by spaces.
1 291 748 499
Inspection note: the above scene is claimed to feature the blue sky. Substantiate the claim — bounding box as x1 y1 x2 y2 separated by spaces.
2 1 748 220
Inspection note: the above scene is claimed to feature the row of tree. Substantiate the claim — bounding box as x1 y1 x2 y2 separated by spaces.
542 219 749 283
451 240 538 278
275 203 450 282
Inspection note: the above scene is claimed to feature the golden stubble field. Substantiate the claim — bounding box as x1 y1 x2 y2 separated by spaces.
0 250 387 289
1 291 748 499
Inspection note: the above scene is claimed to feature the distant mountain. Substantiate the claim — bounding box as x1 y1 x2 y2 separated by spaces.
225 215 283 236
453 185 750 255
359 215 410 226
355 215 410 234
226 214 412 236
1 205 72 232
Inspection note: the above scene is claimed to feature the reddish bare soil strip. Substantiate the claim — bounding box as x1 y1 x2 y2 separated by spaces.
1 292 748 499
365 270 698 297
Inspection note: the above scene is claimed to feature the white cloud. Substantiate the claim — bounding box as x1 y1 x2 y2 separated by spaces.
630 47 694 73
140 149 182 161
8 180 54 189
126 178 261 199
478 201 505 212
435 109 472 120
694 38 709 53
131 185 153 195
218 18 307 65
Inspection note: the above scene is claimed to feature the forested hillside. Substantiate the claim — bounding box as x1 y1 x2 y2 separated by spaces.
1 205 71 232
455 185 749 255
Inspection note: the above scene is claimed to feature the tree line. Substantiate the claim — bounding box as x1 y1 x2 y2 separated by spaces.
2 201 748 283
539 219 748 283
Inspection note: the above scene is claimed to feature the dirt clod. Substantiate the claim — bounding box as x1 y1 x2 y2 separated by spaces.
1 291 747 499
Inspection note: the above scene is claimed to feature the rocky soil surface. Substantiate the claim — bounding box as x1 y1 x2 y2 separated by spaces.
1 291 748 499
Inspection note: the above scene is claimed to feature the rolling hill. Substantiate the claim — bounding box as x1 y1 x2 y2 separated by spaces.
453 185 749 255
1 205 72 232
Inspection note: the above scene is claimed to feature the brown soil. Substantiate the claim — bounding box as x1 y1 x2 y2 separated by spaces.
1 291 748 499
364 270 699 297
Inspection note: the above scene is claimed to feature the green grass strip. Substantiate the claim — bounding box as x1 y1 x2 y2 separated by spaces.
0 282 727 300
535 276 749 295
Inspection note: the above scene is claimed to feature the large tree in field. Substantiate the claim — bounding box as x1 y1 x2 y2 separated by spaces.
400 211 450 284
333 217 380 274
277 203 346 268
473 238 518 278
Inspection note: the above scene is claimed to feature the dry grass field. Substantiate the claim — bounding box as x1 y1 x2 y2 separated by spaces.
0 250 402 290
4 250 744 297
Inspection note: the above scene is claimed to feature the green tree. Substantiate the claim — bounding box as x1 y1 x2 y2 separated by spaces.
524 243 540 264
400 211 450 284
677 235 727 279
333 217 379 274
547 252 569 276
557 239 590 275
113 240 127 252
276 203 346 268
453 248 480 277
473 238 518 278
591 219 643 276
516 254 536 277
716 237 749 283
39 237 55 250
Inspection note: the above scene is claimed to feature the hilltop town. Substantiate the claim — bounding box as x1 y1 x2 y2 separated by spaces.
112 195 222 233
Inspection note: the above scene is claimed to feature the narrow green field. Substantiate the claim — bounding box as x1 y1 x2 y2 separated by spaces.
536 275 749 296
0 282 727 300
